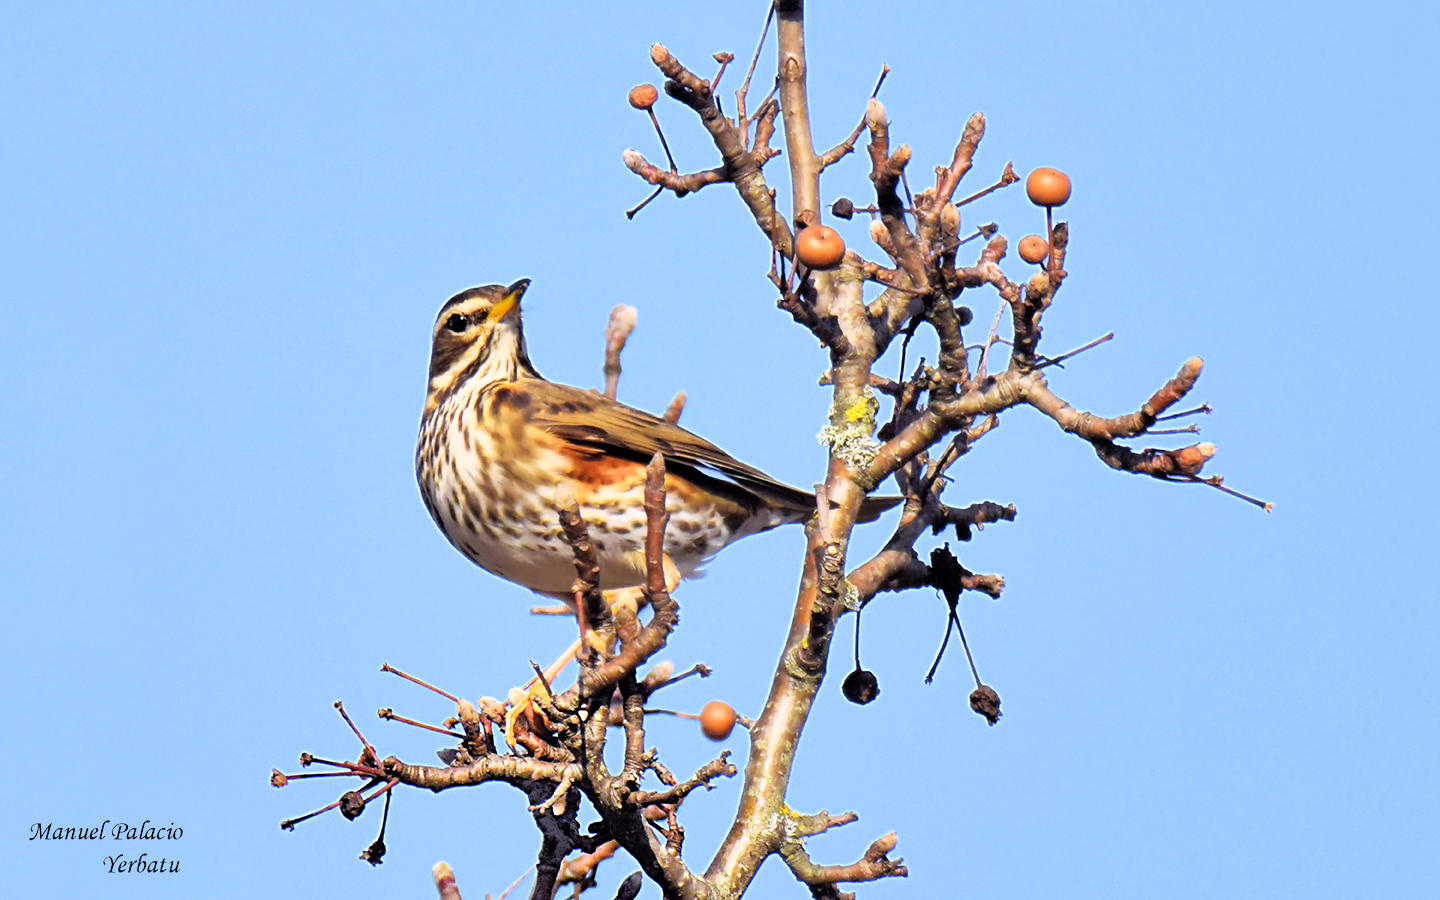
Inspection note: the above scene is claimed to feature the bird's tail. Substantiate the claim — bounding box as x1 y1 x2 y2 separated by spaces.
857 495 903 523
761 490 903 526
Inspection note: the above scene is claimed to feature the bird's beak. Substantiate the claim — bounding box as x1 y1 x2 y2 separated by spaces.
490 278 530 323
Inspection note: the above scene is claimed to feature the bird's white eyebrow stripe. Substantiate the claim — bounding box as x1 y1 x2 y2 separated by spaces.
438 286 499 316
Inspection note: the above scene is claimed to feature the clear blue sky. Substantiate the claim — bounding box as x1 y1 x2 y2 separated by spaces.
3 2 1436 899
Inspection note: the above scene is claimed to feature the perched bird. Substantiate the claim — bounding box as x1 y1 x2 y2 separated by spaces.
415 278 897 601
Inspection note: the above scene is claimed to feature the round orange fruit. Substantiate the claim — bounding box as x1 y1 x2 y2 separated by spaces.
795 224 847 269
699 701 737 740
1018 234 1049 264
1025 167 1071 207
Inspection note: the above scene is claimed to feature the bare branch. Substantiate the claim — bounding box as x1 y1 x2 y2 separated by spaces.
555 490 614 650
779 830 907 891
578 454 676 696
632 752 737 807
1008 222 1069 369
623 150 727 196
955 160 1018 207
865 100 928 287
937 500 1017 541
934 112 986 206
644 42 795 257
817 65 890 170
381 755 581 793
1026 357 1204 441
777 0 820 222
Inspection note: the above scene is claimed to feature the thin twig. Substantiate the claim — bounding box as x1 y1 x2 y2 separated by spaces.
625 186 663 220
1175 474 1274 512
377 708 463 739
737 1 777 121
495 865 536 900
1038 332 1115 368
334 701 374 753
956 162 1018 207
381 664 460 703
1155 403 1212 421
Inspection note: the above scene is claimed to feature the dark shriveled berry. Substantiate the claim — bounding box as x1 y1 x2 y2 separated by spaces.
339 790 366 820
842 667 880 705
969 684 1002 725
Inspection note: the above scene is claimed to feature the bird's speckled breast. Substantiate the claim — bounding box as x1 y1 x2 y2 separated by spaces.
416 381 775 596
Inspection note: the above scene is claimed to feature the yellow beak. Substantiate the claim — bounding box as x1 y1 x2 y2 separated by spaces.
490 278 530 323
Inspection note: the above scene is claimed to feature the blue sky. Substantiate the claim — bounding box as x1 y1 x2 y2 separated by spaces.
3 2 1436 899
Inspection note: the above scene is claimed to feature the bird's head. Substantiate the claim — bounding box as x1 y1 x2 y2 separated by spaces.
425 278 541 403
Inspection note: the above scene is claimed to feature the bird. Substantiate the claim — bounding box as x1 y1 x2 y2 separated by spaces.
415 277 900 604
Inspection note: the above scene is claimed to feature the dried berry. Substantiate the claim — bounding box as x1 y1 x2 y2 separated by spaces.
339 790 366 820
831 197 855 220
1018 234 1050 264
699 700 737 740
1025 167 1071 207
969 684 1002 725
842 667 880 705
628 84 659 111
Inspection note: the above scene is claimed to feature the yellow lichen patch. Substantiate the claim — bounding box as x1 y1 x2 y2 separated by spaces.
843 392 877 423
818 386 880 470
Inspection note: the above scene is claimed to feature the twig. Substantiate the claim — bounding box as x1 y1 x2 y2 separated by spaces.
1175 474 1274 511
334 701 374 756
632 752 737 806
778 831 907 888
1155 403 1212 421
955 161 1018 207
975 291 1009 381
737 0 777 121
555 490 613 644
495 865 536 900
377 708 462 739
528 661 556 702
818 66 890 170
603 305 638 400
625 186 663 220
663 391 687 424
1038 331 1114 369
1146 425 1199 435
650 663 712 690
381 664 460 703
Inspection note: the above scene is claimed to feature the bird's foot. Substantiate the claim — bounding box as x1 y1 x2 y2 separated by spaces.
503 640 579 750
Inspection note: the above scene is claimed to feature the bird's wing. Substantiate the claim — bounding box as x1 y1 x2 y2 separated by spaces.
518 380 817 514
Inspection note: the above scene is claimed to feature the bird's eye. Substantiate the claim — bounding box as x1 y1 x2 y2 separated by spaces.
445 314 468 333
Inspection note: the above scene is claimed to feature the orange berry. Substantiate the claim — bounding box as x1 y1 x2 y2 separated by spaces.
699 700 736 740
1025 167 1071 207
795 224 846 269
1017 234 1049 264
628 84 659 110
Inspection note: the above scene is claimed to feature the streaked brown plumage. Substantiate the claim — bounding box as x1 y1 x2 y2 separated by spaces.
415 279 896 598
